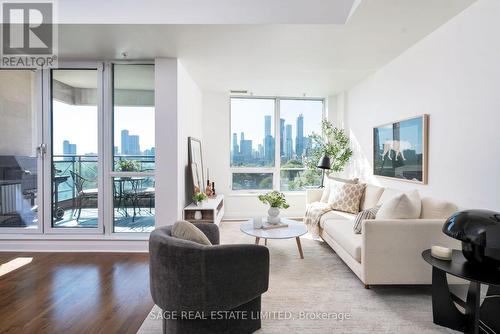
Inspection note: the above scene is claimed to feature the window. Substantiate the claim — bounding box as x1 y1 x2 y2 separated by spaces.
230 97 324 191
279 99 323 190
51 69 99 228
112 64 155 232
0 70 40 231
230 98 275 168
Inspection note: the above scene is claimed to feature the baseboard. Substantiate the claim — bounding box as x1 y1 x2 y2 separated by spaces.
0 239 149 252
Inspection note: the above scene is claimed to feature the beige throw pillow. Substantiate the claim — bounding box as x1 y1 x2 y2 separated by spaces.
320 176 359 203
327 181 366 214
171 220 212 245
376 190 421 219
420 197 458 219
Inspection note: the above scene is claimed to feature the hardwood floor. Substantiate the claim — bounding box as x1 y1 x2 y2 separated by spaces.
0 252 153 334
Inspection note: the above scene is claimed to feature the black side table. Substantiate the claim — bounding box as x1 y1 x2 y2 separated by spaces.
422 249 500 334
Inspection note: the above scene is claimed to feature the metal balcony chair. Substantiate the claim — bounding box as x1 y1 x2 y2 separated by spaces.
135 180 155 215
69 170 98 221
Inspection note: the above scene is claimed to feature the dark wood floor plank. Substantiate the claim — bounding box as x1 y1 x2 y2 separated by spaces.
0 252 153 334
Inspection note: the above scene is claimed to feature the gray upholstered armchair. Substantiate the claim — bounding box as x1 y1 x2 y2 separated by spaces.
149 223 270 334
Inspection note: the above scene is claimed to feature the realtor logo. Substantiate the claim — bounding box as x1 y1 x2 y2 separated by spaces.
1 0 57 68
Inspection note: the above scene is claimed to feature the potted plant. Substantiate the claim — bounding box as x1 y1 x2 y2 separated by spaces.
258 191 290 224
117 159 140 172
193 192 208 206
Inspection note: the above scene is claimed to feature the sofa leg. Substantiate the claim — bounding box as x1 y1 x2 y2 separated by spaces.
364 284 370 289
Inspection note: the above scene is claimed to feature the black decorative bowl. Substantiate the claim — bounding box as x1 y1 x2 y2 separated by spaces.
443 209 500 268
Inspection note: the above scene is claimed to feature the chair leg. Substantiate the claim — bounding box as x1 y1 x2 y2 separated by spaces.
76 196 82 221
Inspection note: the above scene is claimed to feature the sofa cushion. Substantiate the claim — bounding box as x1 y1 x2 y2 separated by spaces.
420 197 458 219
322 219 362 262
320 176 359 203
327 181 366 214
376 187 404 205
360 184 385 210
376 190 421 219
320 178 330 203
319 210 356 228
171 220 212 245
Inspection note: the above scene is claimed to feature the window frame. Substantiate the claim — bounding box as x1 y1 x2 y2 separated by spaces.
229 96 325 193
107 61 155 234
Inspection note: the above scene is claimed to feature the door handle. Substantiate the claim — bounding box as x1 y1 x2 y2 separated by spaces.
37 143 47 156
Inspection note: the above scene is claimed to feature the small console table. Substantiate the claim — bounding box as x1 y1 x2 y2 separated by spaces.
183 194 224 225
422 249 500 334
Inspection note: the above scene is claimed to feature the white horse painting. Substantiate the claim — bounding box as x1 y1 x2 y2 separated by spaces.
381 140 412 161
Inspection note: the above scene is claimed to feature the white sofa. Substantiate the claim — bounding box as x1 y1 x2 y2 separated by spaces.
306 184 461 287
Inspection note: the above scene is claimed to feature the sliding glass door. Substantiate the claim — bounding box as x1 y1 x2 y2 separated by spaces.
111 64 155 233
45 63 104 233
0 62 154 236
0 70 42 233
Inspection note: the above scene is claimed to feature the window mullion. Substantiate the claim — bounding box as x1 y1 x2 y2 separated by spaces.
274 98 280 190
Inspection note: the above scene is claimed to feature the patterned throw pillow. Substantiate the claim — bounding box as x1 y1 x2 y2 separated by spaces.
320 176 359 203
353 206 380 234
327 181 366 214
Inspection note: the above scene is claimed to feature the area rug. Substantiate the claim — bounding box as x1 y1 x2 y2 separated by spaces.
138 221 457 333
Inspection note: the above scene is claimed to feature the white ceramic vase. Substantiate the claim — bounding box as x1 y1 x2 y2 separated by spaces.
194 211 203 220
267 207 280 224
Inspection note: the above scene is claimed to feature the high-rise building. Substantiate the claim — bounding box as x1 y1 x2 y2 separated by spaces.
264 135 274 164
128 135 141 155
240 139 253 162
121 130 130 155
295 114 304 159
121 129 141 155
280 118 285 156
285 124 293 160
303 137 311 156
257 144 264 159
63 140 77 160
232 133 239 155
265 115 272 137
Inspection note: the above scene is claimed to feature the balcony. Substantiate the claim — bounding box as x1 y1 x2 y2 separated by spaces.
52 154 155 232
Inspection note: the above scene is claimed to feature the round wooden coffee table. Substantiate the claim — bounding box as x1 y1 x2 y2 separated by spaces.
240 218 307 259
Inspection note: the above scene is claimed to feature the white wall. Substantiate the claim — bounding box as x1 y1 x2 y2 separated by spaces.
177 61 203 216
155 58 203 225
343 0 500 211
155 58 179 226
202 92 335 219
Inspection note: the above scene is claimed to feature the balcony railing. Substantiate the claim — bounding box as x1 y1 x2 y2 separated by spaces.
53 154 155 202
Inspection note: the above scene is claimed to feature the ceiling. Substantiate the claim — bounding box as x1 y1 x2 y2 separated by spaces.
53 65 154 90
57 0 476 96
57 0 361 24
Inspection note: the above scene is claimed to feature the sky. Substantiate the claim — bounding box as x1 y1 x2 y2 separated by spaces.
230 98 323 147
53 100 155 155
376 117 423 154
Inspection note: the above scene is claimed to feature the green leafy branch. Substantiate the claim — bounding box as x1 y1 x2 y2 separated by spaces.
303 119 352 173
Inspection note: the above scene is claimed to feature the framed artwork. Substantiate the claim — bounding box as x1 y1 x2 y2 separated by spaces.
188 137 205 193
373 114 429 184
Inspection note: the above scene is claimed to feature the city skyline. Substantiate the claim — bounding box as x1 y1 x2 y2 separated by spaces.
53 100 155 155
231 113 313 166
230 98 322 153
61 129 155 157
